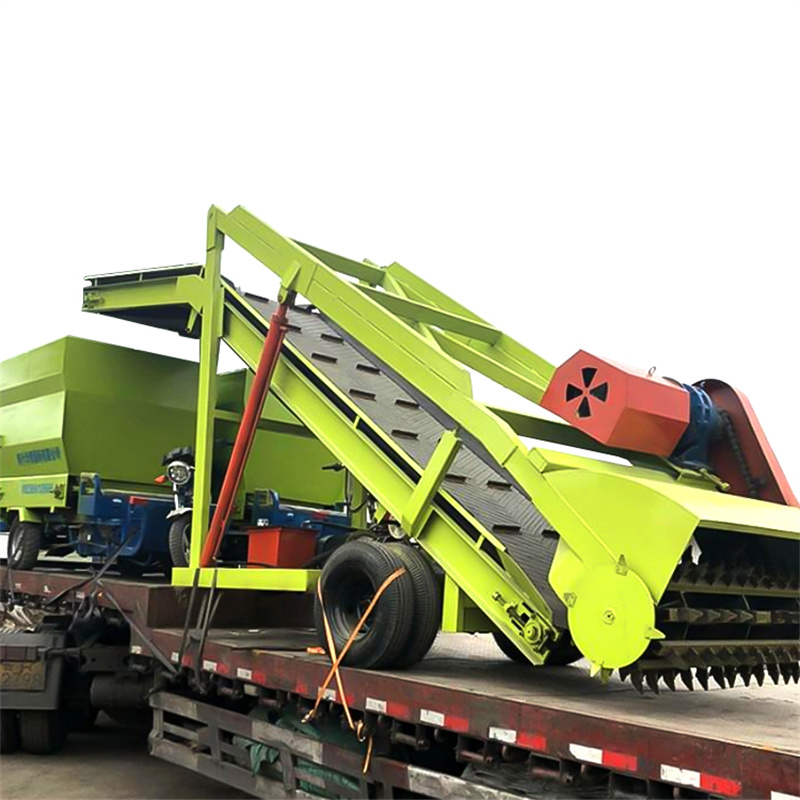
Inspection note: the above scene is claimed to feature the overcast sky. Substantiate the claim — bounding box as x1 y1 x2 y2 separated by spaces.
0 0 798 491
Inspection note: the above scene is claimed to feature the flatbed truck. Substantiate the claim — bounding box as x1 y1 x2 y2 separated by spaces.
1 565 798 799
2 205 799 799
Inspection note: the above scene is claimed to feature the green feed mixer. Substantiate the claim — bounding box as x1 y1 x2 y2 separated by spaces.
64 206 800 690
0 336 346 574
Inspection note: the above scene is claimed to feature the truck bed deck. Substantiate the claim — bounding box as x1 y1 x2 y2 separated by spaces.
3 566 798 798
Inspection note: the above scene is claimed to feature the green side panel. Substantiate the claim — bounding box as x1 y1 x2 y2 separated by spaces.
0 391 68 476
1 337 344 510
0 474 70 509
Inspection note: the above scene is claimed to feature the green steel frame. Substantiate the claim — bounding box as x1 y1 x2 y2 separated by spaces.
81 206 800 671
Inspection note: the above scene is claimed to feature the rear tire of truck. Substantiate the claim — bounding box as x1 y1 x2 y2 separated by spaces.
8 521 41 571
168 515 192 568
385 542 441 668
19 710 67 755
314 540 415 670
0 710 21 754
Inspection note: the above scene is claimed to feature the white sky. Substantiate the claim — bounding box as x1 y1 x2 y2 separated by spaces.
0 0 798 491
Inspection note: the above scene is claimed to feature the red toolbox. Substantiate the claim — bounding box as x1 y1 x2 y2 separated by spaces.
247 526 317 568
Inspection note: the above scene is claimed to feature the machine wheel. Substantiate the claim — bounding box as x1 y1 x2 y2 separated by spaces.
8 521 41 571
493 630 582 666
0 710 21 754
385 542 441 668
544 633 582 666
314 540 415 669
493 630 530 664
168 515 192 568
19 710 67 754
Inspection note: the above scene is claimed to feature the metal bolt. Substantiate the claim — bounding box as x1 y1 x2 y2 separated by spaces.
603 608 616 624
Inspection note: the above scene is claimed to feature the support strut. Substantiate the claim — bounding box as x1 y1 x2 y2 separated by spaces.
200 302 290 567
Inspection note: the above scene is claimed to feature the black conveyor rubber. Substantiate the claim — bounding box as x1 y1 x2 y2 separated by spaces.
246 296 565 628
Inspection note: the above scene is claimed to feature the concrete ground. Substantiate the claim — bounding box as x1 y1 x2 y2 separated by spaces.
0 713 250 799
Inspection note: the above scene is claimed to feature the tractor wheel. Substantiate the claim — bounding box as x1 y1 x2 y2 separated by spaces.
0 710 21 754
385 542 441 668
168 515 192 569
8 521 41 571
314 540 415 669
19 710 67 754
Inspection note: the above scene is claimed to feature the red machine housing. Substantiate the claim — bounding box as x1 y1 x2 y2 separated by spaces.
541 350 690 456
247 526 317 568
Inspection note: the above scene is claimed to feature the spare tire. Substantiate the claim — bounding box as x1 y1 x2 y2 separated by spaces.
314 540 414 670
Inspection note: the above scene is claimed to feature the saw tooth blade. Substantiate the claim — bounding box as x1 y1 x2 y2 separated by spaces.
766 662 780 685
790 663 799 684
695 667 710 691
631 671 645 694
679 669 694 691
662 669 677 692
724 666 738 687
739 665 752 687
753 664 766 687
710 666 726 689
645 671 660 694
779 663 792 684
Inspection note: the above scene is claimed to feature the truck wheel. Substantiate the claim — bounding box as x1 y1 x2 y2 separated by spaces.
385 542 441 668
314 540 414 669
19 710 67 754
8 521 41 571
0 710 21 754
168 515 192 568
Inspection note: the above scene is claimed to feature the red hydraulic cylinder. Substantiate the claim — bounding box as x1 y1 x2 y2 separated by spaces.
200 303 289 567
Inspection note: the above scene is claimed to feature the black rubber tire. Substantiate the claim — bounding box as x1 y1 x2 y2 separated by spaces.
493 630 582 666
168 515 192 569
19 710 67 755
0 710 21 754
492 630 530 664
544 633 582 666
385 543 441 668
8 521 41 571
314 539 415 670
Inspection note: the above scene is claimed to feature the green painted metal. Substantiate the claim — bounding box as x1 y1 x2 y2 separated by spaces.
79 205 800 674
0 334 344 526
0 337 199 509
400 430 461 537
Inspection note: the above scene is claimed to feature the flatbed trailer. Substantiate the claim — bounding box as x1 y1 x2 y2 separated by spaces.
2 566 798 799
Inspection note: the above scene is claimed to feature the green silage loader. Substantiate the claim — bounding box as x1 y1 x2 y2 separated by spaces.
72 206 800 692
